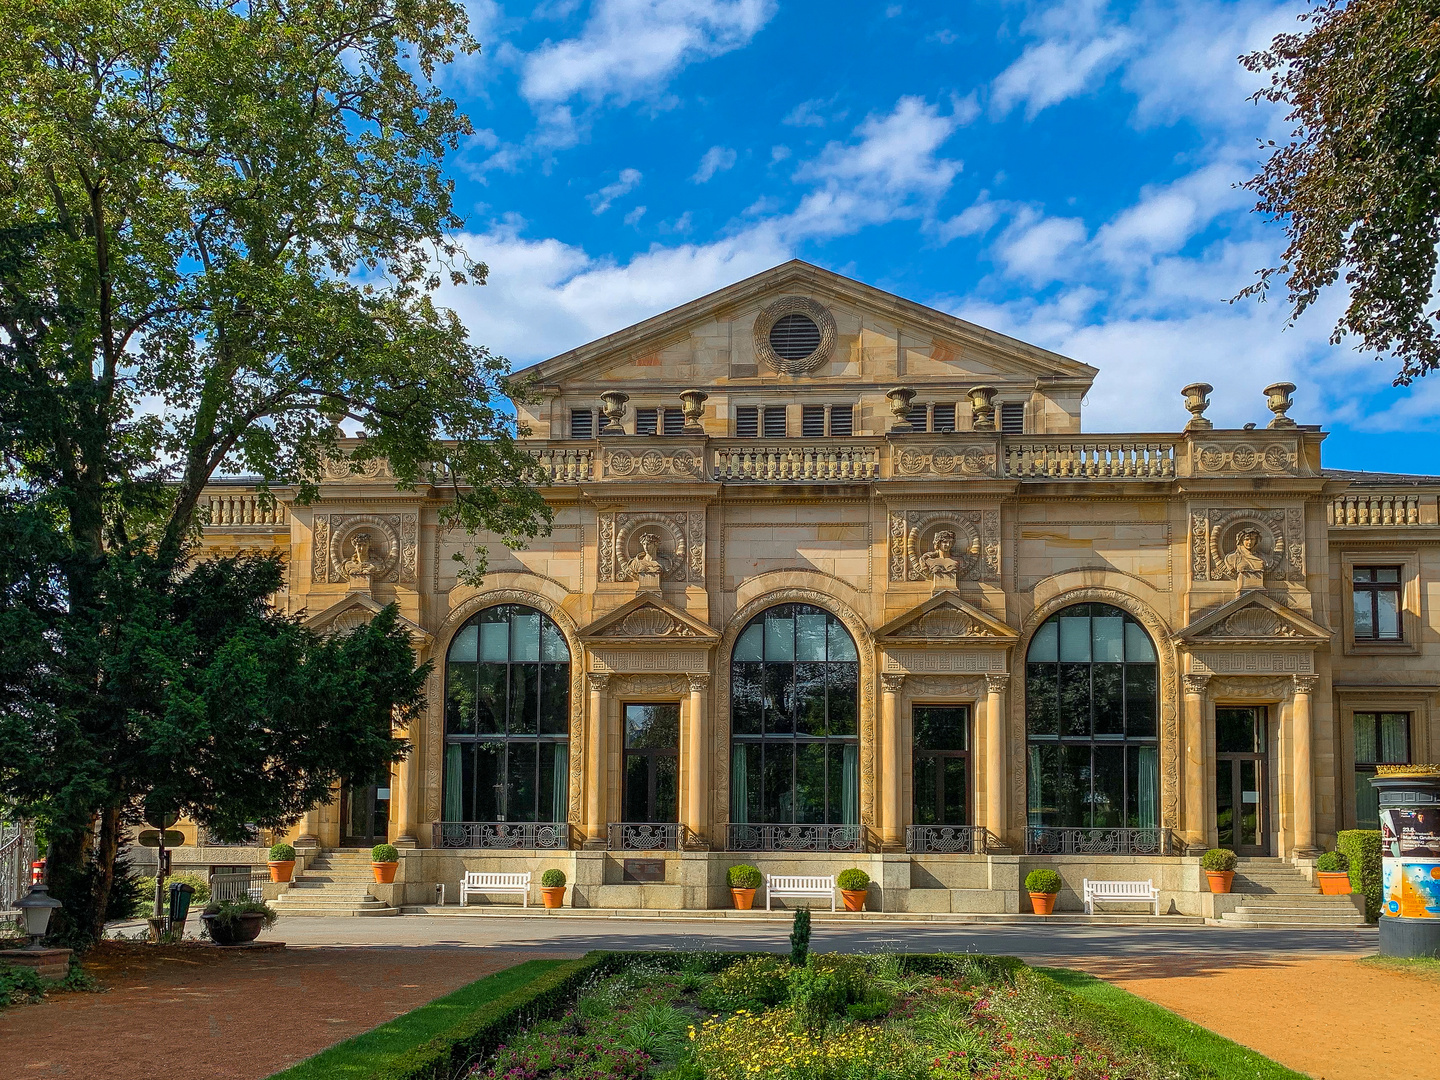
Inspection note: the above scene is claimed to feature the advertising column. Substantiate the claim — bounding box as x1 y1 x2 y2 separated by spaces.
1372 766 1440 958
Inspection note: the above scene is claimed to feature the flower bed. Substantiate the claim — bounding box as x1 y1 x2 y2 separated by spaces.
464 953 1191 1080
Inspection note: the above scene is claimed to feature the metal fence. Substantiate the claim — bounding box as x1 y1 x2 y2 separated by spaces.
905 825 988 854
1024 827 1174 855
1 822 35 927
432 822 570 850
208 869 269 903
606 823 690 851
726 824 864 853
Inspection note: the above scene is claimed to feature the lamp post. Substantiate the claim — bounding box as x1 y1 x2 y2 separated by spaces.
15 881 63 950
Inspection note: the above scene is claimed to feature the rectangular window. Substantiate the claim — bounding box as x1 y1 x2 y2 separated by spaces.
569 410 594 439
762 405 788 437
663 408 685 435
736 405 759 438
932 403 956 432
1354 711 1410 828
1000 402 1025 434
907 403 929 430
1353 567 1403 641
801 404 826 437
635 407 658 435
829 404 854 437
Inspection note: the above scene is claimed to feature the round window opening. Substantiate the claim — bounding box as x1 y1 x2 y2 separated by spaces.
768 313 822 361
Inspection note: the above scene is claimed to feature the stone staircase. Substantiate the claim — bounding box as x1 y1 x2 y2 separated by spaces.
1216 857 1367 928
271 849 398 917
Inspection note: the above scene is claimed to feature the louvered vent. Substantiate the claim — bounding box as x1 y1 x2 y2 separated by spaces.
768 313 822 360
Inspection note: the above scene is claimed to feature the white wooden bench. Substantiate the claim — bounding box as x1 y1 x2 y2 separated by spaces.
765 874 836 912
460 871 532 907
1083 878 1160 915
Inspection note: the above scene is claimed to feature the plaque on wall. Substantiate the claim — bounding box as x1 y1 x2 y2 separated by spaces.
623 858 667 883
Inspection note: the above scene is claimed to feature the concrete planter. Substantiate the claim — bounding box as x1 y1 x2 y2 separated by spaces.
372 861 398 884
1205 870 1235 893
1029 891 1057 915
267 860 294 883
541 886 565 909
202 912 264 946
1318 871 1352 895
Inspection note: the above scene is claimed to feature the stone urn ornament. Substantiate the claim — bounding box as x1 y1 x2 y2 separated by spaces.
968 385 998 431
885 386 918 431
679 388 709 433
598 390 629 435
1264 382 1296 428
1181 382 1213 431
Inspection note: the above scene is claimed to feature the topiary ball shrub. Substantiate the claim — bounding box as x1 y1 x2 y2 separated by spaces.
268 842 296 862
371 843 399 863
836 868 870 892
726 863 762 890
1316 851 1350 873
1201 848 1238 872
541 869 566 889
1024 868 1062 894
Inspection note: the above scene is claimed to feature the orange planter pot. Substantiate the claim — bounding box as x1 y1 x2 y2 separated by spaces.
840 889 866 912
1317 871 1352 895
267 860 295 884
541 886 565 909
372 861 398 884
1205 870 1235 894
731 887 756 910
1029 891 1057 915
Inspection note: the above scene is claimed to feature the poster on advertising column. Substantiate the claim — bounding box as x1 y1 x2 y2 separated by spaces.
1380 806 1440 919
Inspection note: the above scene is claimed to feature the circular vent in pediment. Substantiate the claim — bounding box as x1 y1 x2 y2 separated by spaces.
753 296 836 374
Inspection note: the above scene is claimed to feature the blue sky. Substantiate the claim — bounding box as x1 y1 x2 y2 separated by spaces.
425 0 1435 473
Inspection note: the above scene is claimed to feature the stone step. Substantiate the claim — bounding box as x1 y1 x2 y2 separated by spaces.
273 905 399 918
294 874 379 883
274 895 388 909
1219 916 1368 929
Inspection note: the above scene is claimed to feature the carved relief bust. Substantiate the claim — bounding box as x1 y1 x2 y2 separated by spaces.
917 530 963 579
344 531 379 578
1219 526 1281 592
624 530 674 582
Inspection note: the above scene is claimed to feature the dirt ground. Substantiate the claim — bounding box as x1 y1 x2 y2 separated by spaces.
1070 954 1436 1080
0 940 580 1079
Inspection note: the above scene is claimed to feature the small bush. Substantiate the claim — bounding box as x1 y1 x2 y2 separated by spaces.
372 843 399 863
846 986 896 1021
1338 829 1382 921
726 863 761 890
541 869 566 889
1316 851 1349 873
1201 848 1238 872
698 954 790 1012
836 868 870 892
789 908 810 966
0 963 44 1009
129 871 211 918
202 898 278 930
786 959 843 1032
1025 868 1062 894
268 843 296 862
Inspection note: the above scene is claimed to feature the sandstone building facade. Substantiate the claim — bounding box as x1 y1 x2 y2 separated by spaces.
188 261 1438 916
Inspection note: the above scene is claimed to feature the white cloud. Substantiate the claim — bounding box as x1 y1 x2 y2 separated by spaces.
1093 160 1250 265
624 205 647 225
993 210 1088 285
693 145 737 183
587 168 643 214
991 31 1134 119
782 99 834 128
936 192 1009 243
520 0 776 105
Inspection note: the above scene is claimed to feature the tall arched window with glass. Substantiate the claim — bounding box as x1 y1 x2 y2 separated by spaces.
1024 603 1161 853
441 605 570 847
729 604 861 851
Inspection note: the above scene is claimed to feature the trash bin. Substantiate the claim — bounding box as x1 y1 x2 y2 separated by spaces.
168 882 196 929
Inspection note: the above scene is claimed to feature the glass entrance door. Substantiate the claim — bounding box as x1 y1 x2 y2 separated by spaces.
623 703 679 822
912 706 970 826
341 782 391 847
1215 707 1268 855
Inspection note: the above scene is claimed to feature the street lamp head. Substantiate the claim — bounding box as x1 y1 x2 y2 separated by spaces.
16 882 63 949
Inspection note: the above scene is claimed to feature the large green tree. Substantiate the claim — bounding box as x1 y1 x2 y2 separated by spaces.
0 0 550 941
1242 0 1440 384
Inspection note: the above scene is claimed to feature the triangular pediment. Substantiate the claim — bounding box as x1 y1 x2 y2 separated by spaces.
516 261 1097 392
303 593 432 644
1176 592 1330 645
875 592 1017 645
578 594 719 644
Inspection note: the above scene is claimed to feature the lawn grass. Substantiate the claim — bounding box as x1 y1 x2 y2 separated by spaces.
1035 967 1309 1080
1359 954 1440 981
268 958 572 1080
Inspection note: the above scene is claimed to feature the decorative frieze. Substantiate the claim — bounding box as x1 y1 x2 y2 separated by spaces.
1189 650 1315 675
589 649 711 674
892 444 997 478
1190 507 1305 585
882 650 1006 674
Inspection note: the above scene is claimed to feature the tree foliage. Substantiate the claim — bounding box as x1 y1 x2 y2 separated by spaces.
0 0 549 942
1241 0 1440 384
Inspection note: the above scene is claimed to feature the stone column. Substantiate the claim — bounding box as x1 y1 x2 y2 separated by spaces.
1182 674 1210 854
585 674 610 848
393 723 420 848
985 675 1009 851
1292 675 1319 856
880 674 905 850
295 808 321 851
685 675 711 847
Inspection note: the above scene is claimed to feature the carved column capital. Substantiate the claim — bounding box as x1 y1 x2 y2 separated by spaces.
1182 674 1211 696
687 673 711 693
587 673 611 693
1292 674 1319 697
985 674 1011 694
880 673 907 694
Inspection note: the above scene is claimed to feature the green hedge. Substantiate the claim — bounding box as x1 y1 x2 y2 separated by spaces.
1337 830 1382 922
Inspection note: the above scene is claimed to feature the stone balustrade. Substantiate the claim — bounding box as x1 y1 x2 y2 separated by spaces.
1004 439 1176 479
713 442 882 481
528 446 595 484
203 490 288 527
1329 492 1425 526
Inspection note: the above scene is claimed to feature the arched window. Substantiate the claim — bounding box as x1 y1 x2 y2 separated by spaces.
443 605 570 824
730 604 859 828
1025 603 1158 833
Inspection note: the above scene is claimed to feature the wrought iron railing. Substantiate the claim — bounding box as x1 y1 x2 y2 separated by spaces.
726 824 864 853
1 822 35 926
197 825 267 847
607 823 688 851
209 869 269 904
905 825 988 854
432 821 570 850
1025 827 1174 855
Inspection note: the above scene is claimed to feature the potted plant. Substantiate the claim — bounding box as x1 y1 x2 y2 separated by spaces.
540 869 567 908
1316 851 1352 895
1025 868 1062 915
201 899 278 946
836 868 870 911
1202 848 1238 893
371 843 399 884
727 864 762 910
267 842 296 883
